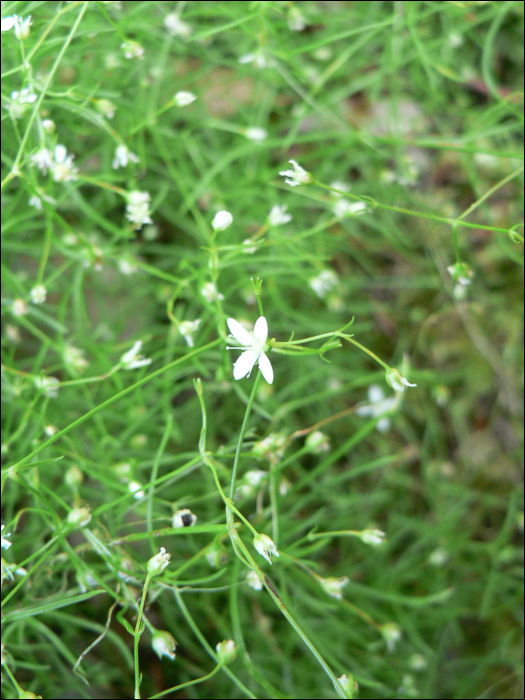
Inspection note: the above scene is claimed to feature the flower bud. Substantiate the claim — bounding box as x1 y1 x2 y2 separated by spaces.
253 533 279 564
147 547 171 576
152 630 177 660
216 639 237 664
385 368 416 393
212 210 233 231
67 507 91 528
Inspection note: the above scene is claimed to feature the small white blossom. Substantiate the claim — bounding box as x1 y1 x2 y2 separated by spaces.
1 525 12 550
112 144 139 169
164 13 192 39
121 40 144 59
95 99 116 119
245 127 267 141
174 91 197 107
408 654 428 671
2 15 32 39
287 7 307 31
216 639 237 664
226 316 273 384
246 569 263 590
447 261 473 286
385 368 416 393
128 480 145 499
179 319 201 347
125 190 152 229
253 533 279 564
65 465 83 487
119 340 151 369
200 281 224 303
337 674 358 694
67 506 91 528
31 148 53 173
359 529 386 546
279 159 311 187
428 547 449 567
147 547 171 576
118 258 138 275
30 285 47 304
152 631 177 660
212 210 233 231
309 269 339 298
319 576 348 600
34 375 60 398
356 384 397 432
242 239 258 254
42 119 55 133
236 470 267 499
172 508 197 528
44 425 57 436
268 204 292 226
380 622 402 652
239 51 268 68
252 432 287 462
305 431 330 453
50 144 78 182
333 199 367 219
12 298 28 316
63 345 89 372
8 88 37 119
29 195 42 210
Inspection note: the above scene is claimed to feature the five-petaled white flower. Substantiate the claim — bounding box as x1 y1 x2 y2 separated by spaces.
279 159 311 187
226 316 273 384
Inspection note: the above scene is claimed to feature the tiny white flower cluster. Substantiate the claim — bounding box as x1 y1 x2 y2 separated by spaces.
125 190 152 229
112 144 139 169
30 145 79 182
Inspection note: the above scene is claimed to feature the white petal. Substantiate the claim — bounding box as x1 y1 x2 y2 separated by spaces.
253 316 268 344
233 349 258 380
227 318 254 347
258 352 273 384
368 384 385 403
355 405 373 417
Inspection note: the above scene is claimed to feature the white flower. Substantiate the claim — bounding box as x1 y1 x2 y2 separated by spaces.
212 210 233 231
31 148 53 173
319 576 348 599
356 384 397 432
30 285 47 304
305 431 330 453
200 281 224 303
152 631 177 660
112 144 139 169
119 340 151 369
172 508 197 528
67 507 91 528
121 40 144 59
8 88 37 118
216 639 237 664
447 261 473 286
12 298 28 316
239 51 268 68
287 7 307 31
279 159 311 187
179 319 201 347
380 622 402 652
333 199 367 219
164 13 191 39
50 144 78 182
359 529 386 546
268 204 292 226
242 239 258 254
63 345 89 372
95 99 116 119
118 259 138 275
428 547 449 567
245 127 267 141
42 119 55 133
226 316 273 384
385 368 416 393
2 15 32 39
309 269 339 298
1 525 12 550
147 547 171 576
174 91 197 107
34 375 60 398
246 569 263 590
29 195 42 210
253 533 279 564
125 190 152 229
128 480 145 499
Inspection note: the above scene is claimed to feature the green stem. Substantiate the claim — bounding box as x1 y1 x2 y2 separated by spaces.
134 573 152 699
229 372 262 501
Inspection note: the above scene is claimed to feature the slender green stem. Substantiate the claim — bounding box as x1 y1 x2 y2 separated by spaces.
229 372 262 501
134 573 152 699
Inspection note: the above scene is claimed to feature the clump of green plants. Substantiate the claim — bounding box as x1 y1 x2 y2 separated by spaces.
2 2 523 699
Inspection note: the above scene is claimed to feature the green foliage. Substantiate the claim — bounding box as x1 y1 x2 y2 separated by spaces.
1 1 523 698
